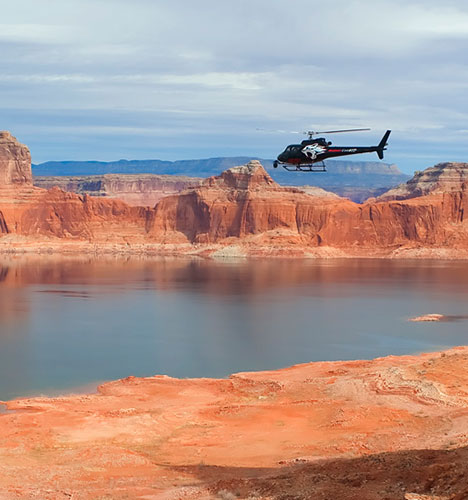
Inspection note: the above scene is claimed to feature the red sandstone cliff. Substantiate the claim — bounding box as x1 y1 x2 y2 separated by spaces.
2 132 468 257
0 133 150 243
150 161 352 247
377 162 468 201
0 131 32 186
0 131 44 236
18 188 151 241
148 160 468 255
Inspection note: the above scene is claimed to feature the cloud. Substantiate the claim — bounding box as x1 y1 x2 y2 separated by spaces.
157 73 266 91
2 0 468 171
0 23 73 44
0 74 95 84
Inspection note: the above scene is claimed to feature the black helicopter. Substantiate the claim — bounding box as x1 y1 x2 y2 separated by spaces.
273 128 391 171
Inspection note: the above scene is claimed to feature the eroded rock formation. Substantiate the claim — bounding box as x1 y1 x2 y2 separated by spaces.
33 173 202 207
18 187 151 241
150 161 345 244
0 131 32 186
295 185 341 199
2 132 468 257
149 160 468 254
0 133 152 244
378 162 468 201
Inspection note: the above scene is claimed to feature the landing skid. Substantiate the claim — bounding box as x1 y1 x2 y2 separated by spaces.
273 160 326 172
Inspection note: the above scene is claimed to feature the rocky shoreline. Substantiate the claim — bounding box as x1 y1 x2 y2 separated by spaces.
2 238 468 260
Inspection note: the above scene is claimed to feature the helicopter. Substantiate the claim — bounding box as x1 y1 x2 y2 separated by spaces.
273 128 391 172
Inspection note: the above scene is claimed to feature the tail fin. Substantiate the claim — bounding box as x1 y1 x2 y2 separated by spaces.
377 130 391 160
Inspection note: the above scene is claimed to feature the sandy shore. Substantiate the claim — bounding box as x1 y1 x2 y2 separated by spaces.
1 347 468 499
3 236 468 260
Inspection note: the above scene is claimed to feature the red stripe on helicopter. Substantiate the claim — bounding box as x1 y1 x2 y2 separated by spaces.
327 149 342 152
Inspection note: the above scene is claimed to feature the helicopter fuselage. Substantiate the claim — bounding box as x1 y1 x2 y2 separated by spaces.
274 130 391 171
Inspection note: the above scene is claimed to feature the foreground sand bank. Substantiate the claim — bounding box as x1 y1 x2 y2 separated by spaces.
1 347 468 499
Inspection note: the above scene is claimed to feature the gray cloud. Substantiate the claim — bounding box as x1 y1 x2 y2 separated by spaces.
2 0 468 171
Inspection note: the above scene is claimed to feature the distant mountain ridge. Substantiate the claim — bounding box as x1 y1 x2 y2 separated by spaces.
32 156 405 177
32 157 258 177
32 157 410 202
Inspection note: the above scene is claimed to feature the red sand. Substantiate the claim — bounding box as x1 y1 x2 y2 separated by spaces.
1 347 468 499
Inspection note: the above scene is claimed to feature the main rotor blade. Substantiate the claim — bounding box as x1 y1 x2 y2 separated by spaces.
307 128 371 135
257 128 302 134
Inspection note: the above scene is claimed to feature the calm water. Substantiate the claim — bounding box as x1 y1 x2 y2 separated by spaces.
1 257 468 400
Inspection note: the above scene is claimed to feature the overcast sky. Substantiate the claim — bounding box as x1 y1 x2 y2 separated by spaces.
2 0 468 172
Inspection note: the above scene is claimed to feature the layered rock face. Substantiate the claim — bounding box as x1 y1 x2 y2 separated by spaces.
17 188 151 241
0 131 32 186
150 160 351 246
33 173 202 207
378 162 468 201
2 132 468 256
0 132 42 235
0 133 150 242
149 160 468 254
295 185 341 199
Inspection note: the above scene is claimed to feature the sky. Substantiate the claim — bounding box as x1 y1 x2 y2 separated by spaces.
2 0 468 173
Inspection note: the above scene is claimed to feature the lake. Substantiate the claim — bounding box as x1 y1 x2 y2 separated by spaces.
1 257 468 400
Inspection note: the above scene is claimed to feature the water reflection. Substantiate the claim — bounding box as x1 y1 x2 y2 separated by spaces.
0 256 468 400
2 256 468 295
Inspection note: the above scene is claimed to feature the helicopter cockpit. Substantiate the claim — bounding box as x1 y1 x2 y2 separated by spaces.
301 137 332 146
